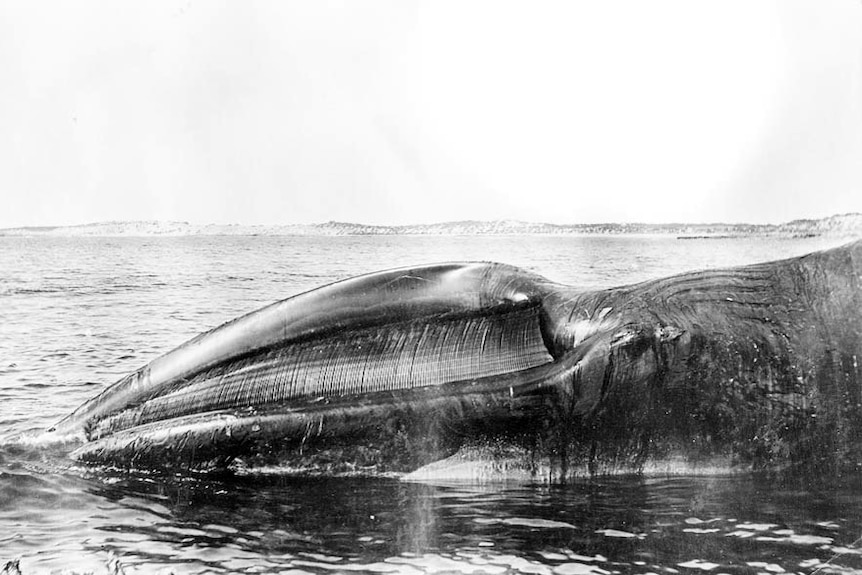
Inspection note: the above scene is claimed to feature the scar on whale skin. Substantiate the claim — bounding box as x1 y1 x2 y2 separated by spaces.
45 240 862 478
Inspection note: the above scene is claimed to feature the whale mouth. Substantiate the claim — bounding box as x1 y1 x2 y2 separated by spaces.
70 357 581 473
56 262 581 472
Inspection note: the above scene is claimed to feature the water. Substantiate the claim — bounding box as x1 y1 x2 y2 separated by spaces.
1 234 860 573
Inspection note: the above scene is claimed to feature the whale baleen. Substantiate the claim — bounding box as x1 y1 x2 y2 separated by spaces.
49 240 862 477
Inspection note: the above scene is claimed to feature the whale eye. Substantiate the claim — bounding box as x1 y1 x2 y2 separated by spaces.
611 330 637 347
656 325 685 342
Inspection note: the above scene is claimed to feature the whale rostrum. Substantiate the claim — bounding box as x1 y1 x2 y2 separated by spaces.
51 241 862 476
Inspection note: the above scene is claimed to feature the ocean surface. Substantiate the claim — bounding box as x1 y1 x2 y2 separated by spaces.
1 234 861 574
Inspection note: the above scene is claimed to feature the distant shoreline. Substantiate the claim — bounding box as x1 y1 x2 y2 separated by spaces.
1 214 860 238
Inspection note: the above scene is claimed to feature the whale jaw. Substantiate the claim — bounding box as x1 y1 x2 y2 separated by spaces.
69 359 580 473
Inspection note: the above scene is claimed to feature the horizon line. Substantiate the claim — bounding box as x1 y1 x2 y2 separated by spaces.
3 212 862 232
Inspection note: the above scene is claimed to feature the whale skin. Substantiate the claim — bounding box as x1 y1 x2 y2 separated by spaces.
49 240 862 477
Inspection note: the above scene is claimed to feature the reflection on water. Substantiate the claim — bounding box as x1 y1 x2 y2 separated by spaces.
1 234 860 572
3 467 862 574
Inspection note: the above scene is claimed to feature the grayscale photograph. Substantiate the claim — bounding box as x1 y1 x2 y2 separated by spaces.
1 1 861 574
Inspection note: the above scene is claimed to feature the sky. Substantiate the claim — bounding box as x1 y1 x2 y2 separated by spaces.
1 1 861 228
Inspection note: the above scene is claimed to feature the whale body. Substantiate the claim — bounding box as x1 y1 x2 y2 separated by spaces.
50 240 862 476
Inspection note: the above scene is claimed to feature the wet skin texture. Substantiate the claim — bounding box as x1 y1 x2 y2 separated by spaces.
49 240 862 475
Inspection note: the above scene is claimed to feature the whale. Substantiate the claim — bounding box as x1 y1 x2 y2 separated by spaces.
48 240 862 477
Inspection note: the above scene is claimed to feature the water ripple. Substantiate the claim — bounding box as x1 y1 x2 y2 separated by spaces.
1 235 860 573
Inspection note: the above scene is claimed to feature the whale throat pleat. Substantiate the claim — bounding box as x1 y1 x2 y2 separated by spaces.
92 303 553 437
